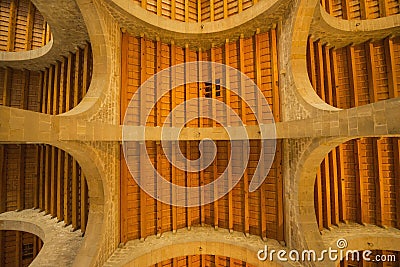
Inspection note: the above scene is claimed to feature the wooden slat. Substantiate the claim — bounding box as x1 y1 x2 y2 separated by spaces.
0 145 6 213
71 159 79 230
224 39 233 233
17 145 25 211
24 2 35 50
238 35 249 235
7 0 17 52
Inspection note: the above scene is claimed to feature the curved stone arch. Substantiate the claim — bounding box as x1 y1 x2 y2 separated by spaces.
105 227 295 267
321 224 400 265
285 0 340 122
0 0 89 71
310 4 400 48
103 0 290 49
0 210 83 266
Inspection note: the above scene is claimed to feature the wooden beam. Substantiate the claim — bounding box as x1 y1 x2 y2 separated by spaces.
50 147 57 217
210 0 214 21
307 37 317 89
63 154 71 225
17 145 25 211
56 149 64 222
378 0 388 17
2 68 12 106
316 40 326 99
170 40 177 233
15 231 21 267
157 0 162 15
316 169 323 231
322 158 332 229
74 48 81 107
224 39 234 233
223 0 228 18
141 0 147 9
184 44 192 230
47 66 54 114
171 0 176 20
44 145 51 214
198 48 205 226
254 32 267 239
59 58 66 114
359 0 368 19
53 62 60 115
37 71 43 112
0 145 6 213
365 41 378 103
38 146 45 210
20 70 29 110
393 138 400 229
270 27 280 122
24 2 35 50
156 38 163 236
185 0 189 22
238 0 243 13
341 0 351 19
33 145 39 209
238 35 249 235
140 36 147 239
41 69 48 113
7 0 18 52
354 139 366 224
197 0 201 23
385 37 398 99
65 53 73 111
0 230 4 266
71 159 79 230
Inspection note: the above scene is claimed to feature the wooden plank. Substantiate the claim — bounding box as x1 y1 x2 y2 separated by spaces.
0 145 6 213
56 149 64 222
71 159 79 230
17 145 25 211
50 147 57 217
7 0 18 52
224 39 234 233
81 175 88 233
238 35 249 235
2 68 12 106
24 2 35 50
384 37 398 99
